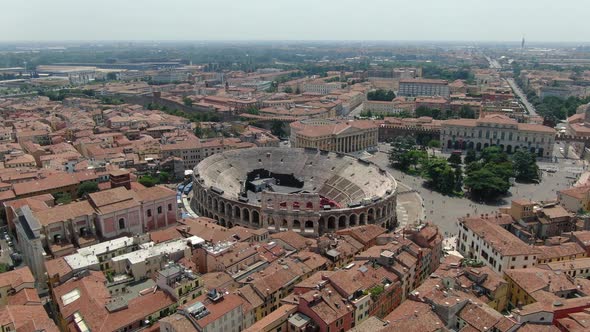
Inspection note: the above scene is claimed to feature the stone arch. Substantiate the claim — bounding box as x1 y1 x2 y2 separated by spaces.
338 215 347 229
226 203 232 216
468 142 474 150
447 140 452 149
349 214 357 227
499 144 504 151
328 216 336 231
213 198 218 213
483 143 489 149
306 202 313 210
530 147 536 154
368 208 375 224
268 217 276 226
506 145 512 154
220 218 226 227
219 201 225 214
227 221 234 228
214 215 219 222
207 195 212 208
537 147 544 157
476 142 482 151
359 213 366 225
376 208 382 220
453 141 459 150
293 220 301 231
305 220 314 231
234 206 241 219
252 210 260 226
318 217 325 233
242 208 250 223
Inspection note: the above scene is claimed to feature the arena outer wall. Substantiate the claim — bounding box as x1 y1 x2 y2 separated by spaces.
191 147 397 237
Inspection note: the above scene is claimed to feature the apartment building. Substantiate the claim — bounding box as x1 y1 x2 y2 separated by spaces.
457 214 541 274
398 78 450 98
302 80 342 95
160 137 254 170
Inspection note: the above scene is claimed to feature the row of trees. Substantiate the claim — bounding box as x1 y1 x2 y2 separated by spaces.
367 89 395 101
389 137 540 199
414 105 476 119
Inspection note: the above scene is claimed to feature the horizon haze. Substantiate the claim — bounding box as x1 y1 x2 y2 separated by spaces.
2 0 589 43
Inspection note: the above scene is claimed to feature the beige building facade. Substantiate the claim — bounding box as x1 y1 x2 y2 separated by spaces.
441 114 555 157
290 119 378 153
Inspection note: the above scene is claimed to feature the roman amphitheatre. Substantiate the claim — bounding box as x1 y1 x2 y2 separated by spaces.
191 147 398 237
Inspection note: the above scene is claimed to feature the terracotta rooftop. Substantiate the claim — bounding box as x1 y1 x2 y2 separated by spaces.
460 217 540 256
536 242 586 261
134 185 176 202
0 305 59 332
12 172 79 196
382 299 445 332
34 200 94 226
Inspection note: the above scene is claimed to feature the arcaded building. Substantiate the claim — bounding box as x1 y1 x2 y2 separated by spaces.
441 114 555 157
191 148 397 237
289 119 379 153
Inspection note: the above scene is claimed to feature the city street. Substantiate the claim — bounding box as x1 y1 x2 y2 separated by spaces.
506 77 538 117
368 143 585 236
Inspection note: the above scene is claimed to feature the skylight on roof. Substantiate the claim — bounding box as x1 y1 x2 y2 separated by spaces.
61 288 81 306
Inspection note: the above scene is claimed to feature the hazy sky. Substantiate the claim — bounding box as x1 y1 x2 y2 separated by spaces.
2 0 588 42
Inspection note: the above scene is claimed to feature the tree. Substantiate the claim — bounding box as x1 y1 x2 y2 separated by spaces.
158 171 170 184
106 72 118 81
454 166 464 192
139 175 158 188
464 167 511 199
422 157 455 194
194 122 203 137
512 150 540 182
271 120 285 138
464 149 477 164
367 89 396 101
283 86 293 93
183 97 193 107
245 106 259 115
414 106 432 118
480 146 508 164
389 136 418 170
459 105 476 119
77 182 99 197
448 153 462 166
55 192 72 205
427 140 441 148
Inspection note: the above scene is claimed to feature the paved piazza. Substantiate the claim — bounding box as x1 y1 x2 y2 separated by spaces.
369 143 587 236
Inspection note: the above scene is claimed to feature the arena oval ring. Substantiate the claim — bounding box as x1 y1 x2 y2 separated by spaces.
191 147 398 237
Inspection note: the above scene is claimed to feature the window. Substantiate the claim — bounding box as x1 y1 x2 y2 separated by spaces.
118 218 125 230
168 204 172 211
157 206 163 214
147 209 152 217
